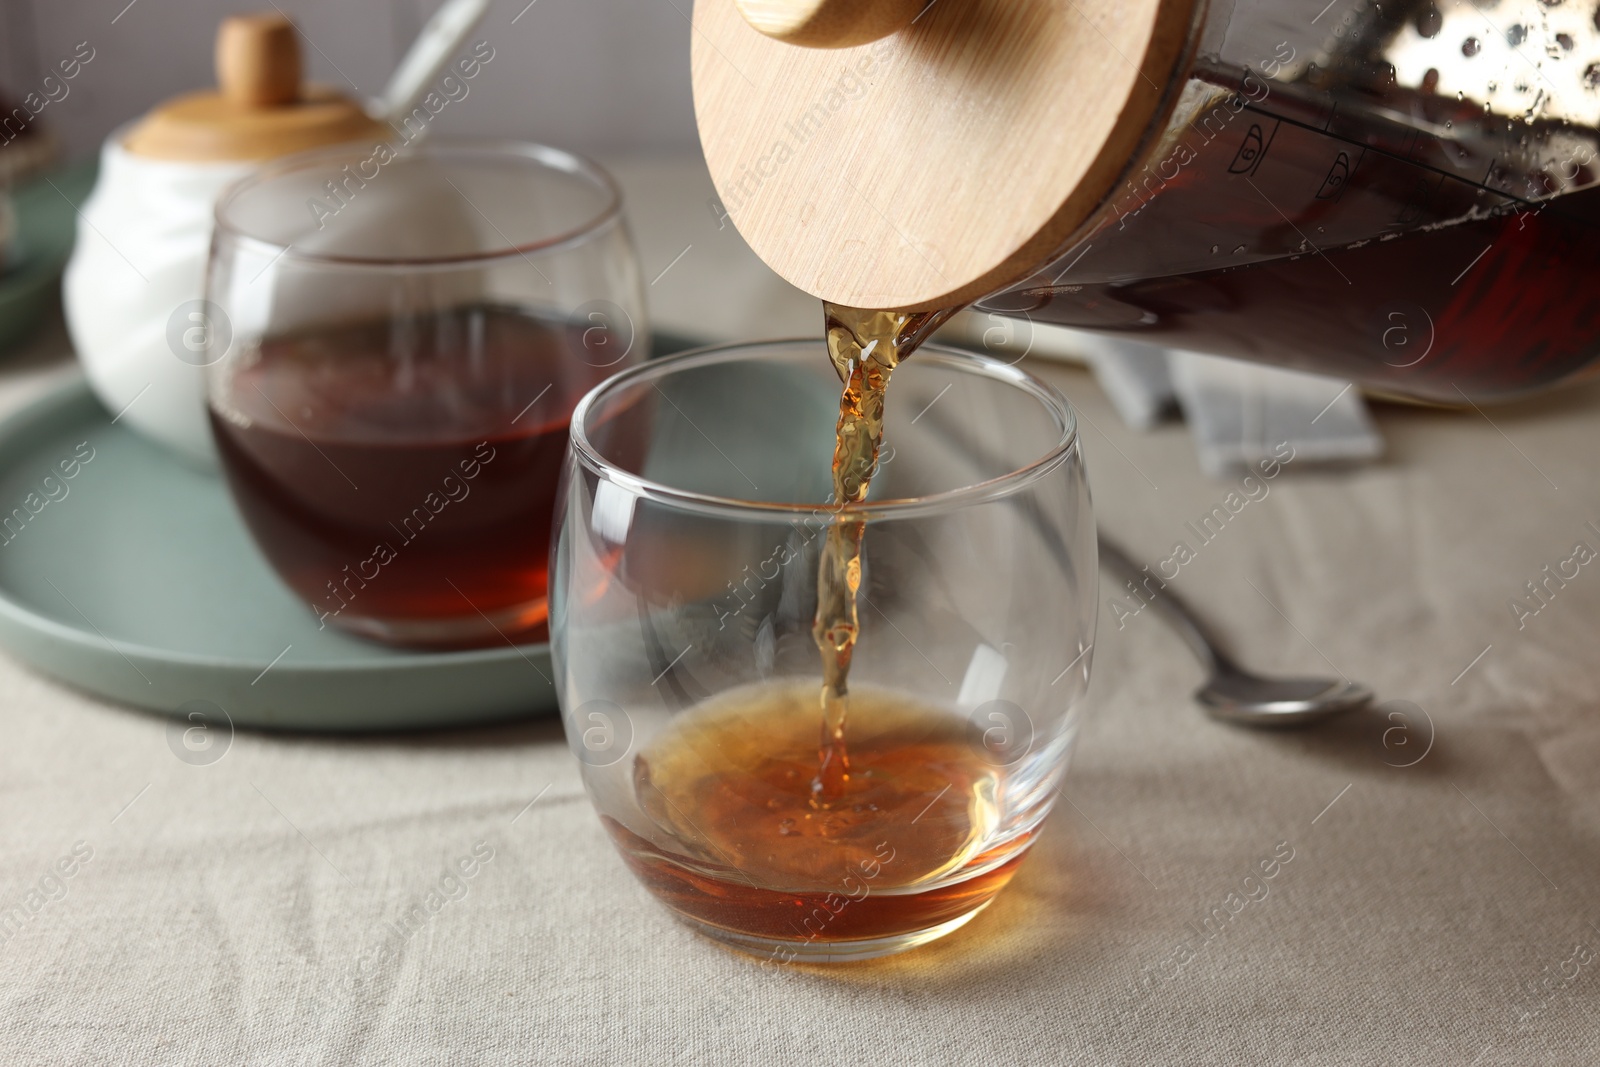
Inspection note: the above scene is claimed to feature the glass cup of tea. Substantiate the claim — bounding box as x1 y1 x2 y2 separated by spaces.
551 339 1096 961
204 139 645 648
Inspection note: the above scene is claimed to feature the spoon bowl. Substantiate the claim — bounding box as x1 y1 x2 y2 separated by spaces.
1195 672 1374 728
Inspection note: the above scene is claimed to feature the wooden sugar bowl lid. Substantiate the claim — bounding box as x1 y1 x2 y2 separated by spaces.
694 0 1196 311
123 13 387 162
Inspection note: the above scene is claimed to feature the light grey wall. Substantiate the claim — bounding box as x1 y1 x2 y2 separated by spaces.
0 0 700 160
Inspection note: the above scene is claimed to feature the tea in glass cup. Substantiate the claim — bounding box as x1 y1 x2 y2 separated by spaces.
552 340 1096 960
205 140 645 647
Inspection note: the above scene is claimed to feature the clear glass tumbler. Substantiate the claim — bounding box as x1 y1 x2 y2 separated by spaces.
205 140 645 648
552 339 1096 961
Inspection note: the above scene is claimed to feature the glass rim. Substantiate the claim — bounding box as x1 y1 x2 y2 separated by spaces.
211 138 624 270
568 339 1080 522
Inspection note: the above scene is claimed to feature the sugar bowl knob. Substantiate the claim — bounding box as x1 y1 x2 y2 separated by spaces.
215 13 302 107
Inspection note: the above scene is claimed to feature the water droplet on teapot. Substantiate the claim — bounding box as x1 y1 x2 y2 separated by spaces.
1462 36 1481 56
1506 24 1526 47
1210 244 1219 254
1232 244 1247 254
1585 62 1600 89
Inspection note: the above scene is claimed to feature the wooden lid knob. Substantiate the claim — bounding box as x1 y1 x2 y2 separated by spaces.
733 0 924 48
123 11 386 161
694 0 1196 311
216 13 301 107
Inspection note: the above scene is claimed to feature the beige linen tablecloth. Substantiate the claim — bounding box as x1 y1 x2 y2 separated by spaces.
3 158 1600 1066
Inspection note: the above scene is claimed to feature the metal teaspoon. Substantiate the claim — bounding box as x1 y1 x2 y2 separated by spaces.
1098 535 1373 728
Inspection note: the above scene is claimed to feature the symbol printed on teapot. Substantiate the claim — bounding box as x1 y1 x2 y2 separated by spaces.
1227 121 1277 176
1315 151 1356 201
1393 174 1443 228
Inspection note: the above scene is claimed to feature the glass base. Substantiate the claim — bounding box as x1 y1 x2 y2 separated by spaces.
323 597 548 649
673 899 994 964
606 813 1038 965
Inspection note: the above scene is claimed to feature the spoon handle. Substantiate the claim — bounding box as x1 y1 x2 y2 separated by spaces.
1097 533 1236 675
373 0 492 124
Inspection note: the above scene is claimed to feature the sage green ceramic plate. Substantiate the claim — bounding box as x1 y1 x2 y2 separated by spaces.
0 336 698 731
0 163 96 354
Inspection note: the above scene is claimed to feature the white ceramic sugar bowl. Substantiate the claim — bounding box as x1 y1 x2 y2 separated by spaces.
63 13 387 466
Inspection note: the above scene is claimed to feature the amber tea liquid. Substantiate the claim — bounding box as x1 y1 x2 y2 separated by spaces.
998 76 1600 401
613 681 1036 958
611 304 1039 959
211 304 620 647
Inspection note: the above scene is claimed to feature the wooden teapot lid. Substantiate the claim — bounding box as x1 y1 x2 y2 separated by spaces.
124 13 387 162
693 0 1195 311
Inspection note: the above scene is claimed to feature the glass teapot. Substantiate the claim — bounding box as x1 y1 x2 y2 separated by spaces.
692 0 1600 402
